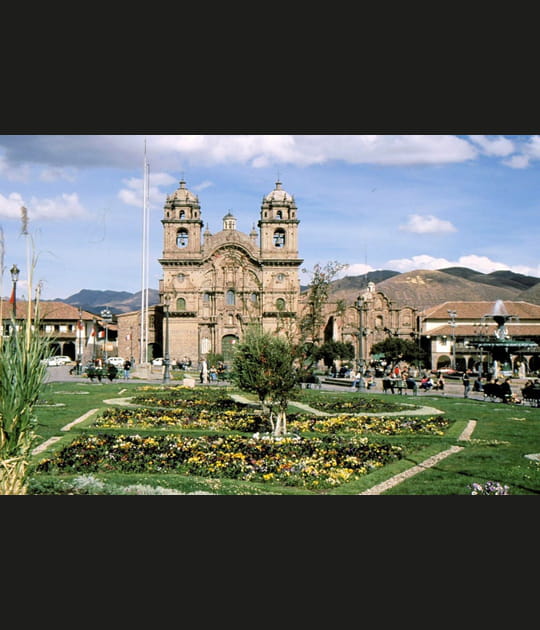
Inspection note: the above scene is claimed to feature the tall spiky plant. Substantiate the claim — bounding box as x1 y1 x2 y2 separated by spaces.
0 209 51 494
0 315 50 494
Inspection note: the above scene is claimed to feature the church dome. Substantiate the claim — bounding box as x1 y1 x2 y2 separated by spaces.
264 180 293 203
168 179 199 203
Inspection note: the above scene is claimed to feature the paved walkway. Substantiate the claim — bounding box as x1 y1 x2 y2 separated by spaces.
359 420 477 495
230 394 444 418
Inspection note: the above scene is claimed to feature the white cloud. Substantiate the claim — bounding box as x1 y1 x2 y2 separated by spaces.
0 134 482 172
386 254 455 272
0 155 31 182
383 253 539 276
180 135 479 167
502 154 530 169
193 180 214 192
0 191 26 218
0 191 86 222
118 171 177 208
39 167 77 182
399 214 457 234
468 135 515 157
29 192 87 220
340 263 375 277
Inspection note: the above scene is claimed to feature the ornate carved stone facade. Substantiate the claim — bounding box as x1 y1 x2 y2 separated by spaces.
324 282 418 365
131 179 303 364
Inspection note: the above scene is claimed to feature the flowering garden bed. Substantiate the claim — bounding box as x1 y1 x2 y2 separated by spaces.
33 385 453 492
35 433 403 489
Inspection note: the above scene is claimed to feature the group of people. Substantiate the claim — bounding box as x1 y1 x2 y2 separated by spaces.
86 358 132 383
351 370 375 390
199 360 227 384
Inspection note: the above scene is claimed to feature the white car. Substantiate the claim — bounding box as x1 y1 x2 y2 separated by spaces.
106 357 125 367
152 357 164 366
44 355 72 366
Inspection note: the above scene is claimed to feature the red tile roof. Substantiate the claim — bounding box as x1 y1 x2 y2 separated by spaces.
1 300 98 321
422 300 540 320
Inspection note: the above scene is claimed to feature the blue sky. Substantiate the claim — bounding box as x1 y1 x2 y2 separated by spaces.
0 134 539 302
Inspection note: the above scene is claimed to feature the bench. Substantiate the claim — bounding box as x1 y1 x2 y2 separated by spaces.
382 378 417 395
300 375 322 390
522 387 540 407
482 382 511 403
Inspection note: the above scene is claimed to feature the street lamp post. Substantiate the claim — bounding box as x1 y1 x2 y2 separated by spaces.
10 263 19 320
354 295 367 371
448 309 457 369
101 308 112 363
163 301 171 385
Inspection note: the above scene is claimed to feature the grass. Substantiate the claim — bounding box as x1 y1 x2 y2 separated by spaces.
27 380 540 495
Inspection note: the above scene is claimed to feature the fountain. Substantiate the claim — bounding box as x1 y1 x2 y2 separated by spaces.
470 300 537 378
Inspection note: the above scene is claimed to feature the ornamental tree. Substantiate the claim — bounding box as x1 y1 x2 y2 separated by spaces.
229 326 298 437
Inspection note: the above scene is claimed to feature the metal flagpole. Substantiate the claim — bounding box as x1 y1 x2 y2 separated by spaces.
140 139 150 364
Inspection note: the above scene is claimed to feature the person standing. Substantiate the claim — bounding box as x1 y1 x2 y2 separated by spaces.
462 371 471 398
200 358 208 384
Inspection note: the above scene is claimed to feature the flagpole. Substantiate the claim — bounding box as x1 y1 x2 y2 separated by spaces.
140 138 150 364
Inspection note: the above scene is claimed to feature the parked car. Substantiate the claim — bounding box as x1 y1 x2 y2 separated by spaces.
152 357 164 366
106 357 125 367
42 355 72 366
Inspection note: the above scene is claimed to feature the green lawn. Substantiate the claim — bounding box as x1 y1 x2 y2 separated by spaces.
27 381 540 495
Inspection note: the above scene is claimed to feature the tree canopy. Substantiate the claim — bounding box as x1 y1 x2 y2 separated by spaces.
370 336 425 368
229 326 299 436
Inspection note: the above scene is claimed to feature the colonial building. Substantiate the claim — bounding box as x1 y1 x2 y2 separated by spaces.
1 300 116 362
328 281 418 367
420 300 540 376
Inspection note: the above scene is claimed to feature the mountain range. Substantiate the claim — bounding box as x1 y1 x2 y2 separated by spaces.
51 267 540 315
326 267 540 310
54 289 161 315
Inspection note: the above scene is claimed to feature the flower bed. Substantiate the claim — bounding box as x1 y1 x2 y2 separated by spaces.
290 391 414 413
131 386 239 409
95 406 271 432
35 433 403 489
289 414 451 436
94 406 450 436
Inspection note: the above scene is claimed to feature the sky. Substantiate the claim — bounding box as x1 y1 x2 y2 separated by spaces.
0 133 539 302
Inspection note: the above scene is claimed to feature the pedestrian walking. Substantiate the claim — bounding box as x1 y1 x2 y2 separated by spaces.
462 371 471 398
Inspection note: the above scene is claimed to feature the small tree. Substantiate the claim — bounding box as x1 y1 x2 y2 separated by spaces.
297 261 348 371
229 327 298 437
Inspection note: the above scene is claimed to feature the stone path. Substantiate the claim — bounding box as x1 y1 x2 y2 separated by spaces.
31 408 99 456
230 394 444 418
359 445 465 495
359 419 477 495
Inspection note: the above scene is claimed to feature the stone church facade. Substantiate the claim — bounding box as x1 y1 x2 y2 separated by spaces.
117 179 305 365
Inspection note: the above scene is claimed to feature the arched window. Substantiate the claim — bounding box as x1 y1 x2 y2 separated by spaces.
250 292 258 303
179 210 185 219
273 229 286 248
176 229 188 248
276 298 286 311
276 210 282 219
226 289 235 305
202 292 211 302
